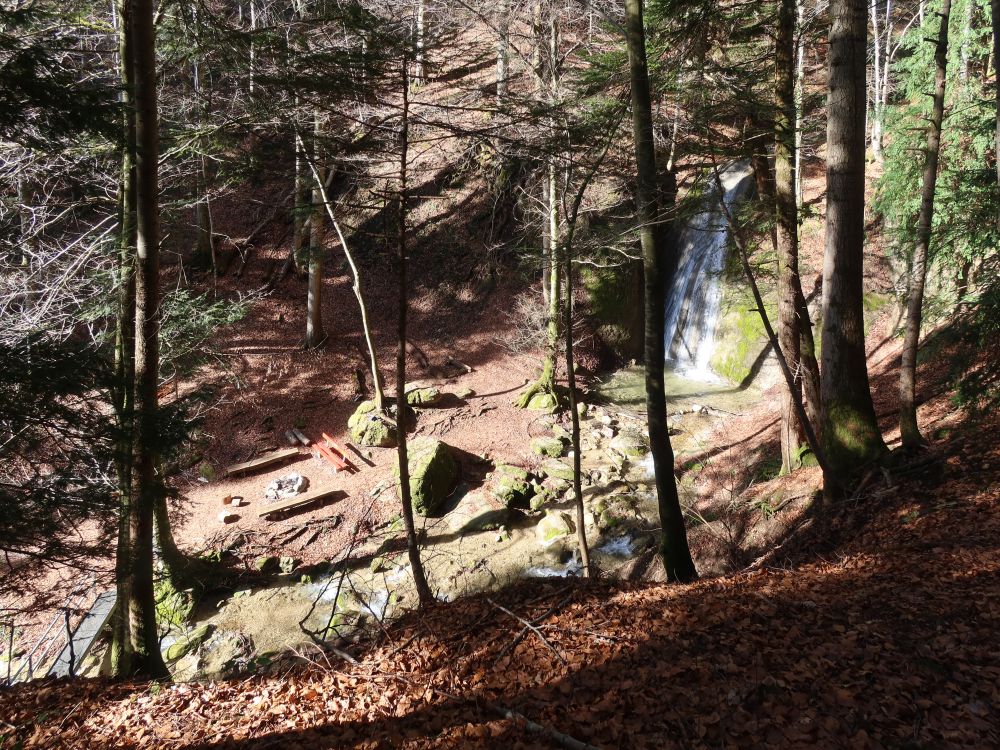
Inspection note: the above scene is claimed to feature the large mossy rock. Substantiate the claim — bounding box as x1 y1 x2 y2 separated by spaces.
536 510 575 546
348 401 397 447
404 382 442 407
394 437 458 516
490 464 535 508
526 391 559 413
583 261 645 362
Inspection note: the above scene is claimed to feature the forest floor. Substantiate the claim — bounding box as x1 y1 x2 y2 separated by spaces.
3 380 998 748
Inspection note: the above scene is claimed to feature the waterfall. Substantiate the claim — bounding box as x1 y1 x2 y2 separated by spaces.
663 160 754 381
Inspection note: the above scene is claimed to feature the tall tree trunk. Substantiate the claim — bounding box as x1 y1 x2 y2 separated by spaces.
992 0 1000 203
776 0 809 473
517 13 561 408
899 0 952 448
111 0 136 677
624 0 696 582
396 60 434 606
870 0 884 162
496 0 510 104
306 111 326 349
129 0 169 679
292 113 309 274
822 0 887 479
794 0 807 209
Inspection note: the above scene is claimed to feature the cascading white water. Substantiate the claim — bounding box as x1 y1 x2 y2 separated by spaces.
663 160 754 381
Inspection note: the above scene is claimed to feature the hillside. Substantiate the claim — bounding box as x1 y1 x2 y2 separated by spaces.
3 392 998 748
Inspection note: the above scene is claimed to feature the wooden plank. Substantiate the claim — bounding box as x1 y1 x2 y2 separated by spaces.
47 590 117 678
224 448 302 477
314 443 348 471
258 487 343 519
321 433 357 472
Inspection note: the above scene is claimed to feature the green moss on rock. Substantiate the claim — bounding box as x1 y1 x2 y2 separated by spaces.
394 437 458 516
165 623 214 662
530 436 565 457
490 464 535 508
348 401 397 447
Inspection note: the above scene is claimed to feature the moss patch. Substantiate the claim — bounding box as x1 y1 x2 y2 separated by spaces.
393 437 458 516
709 285 773 385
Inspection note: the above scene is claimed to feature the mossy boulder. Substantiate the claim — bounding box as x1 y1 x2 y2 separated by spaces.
348 401 397 447
536 510 575 546
404 382 442 407
530 436 565 457
394 437 458 516
154 579 195 629
490 464 535 508
165 623 214 662
526 391 559 413
538 458 574 482
279 556 300 575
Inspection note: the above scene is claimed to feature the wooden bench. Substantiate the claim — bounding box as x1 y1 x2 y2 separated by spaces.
224 448 302 477
257 487 344 519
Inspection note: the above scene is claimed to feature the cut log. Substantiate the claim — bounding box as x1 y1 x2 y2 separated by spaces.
292 428 311 446
258 488 344 519
224 448 302 477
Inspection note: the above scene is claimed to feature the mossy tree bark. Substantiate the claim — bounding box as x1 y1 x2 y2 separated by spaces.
821 0 887 480
396 60 434 605
129 0 170 680
775 0 816 473
899 0 952 449
624 0 696 582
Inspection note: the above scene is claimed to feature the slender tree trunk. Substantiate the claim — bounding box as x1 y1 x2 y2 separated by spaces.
959 0 972 84
776 0 808 472
624 0 696 582
302 142 386 411
111 0 136 677
899 0 952 448
414 0 426 84
396 60 434 605
870 0 883 161
292 113 309 274
129 0 169 680
822 0 887 480
992 0 1000 203
496 0 510 104
306 111 326 349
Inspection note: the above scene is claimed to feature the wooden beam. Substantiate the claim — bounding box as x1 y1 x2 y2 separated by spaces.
258 487 344 519
224 448 302 477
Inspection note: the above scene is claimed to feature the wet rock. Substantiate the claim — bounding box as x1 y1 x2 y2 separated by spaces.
530 436 565 458
348 401 397 448
537 510 575 546
393 437 458 516
165 623 214 662
490 464 535 508
404 382 442 407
